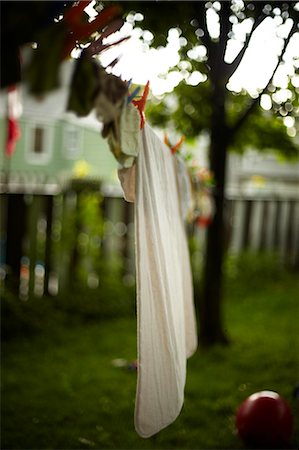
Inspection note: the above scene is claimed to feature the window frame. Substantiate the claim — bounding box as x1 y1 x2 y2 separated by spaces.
63 123 82 160
25 121 54 165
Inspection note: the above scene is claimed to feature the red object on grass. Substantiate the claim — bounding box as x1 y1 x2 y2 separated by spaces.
236 390 293 448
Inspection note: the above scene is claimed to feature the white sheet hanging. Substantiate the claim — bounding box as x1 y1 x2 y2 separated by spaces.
119 123 197 438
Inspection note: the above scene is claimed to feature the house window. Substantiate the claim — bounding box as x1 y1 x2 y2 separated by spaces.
25 122 53 165
64 125 81 159
33 127 44 154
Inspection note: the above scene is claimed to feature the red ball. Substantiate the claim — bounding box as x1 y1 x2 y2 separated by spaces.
236 391 293 448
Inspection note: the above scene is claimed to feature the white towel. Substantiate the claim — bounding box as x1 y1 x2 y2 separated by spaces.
119 123 197 438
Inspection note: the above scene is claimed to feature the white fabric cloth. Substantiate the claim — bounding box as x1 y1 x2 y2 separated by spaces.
119 123 197 438
175 154 194 221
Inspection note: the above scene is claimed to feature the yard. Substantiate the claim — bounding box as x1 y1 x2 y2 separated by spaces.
2 255 299 449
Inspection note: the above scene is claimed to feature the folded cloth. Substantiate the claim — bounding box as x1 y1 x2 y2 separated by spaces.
118 163 136 203
107 102 141 168
119 123 197 438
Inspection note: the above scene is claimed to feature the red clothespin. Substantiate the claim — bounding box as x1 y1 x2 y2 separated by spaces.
164 133 185 154
62 2 121 59
132 81 150 129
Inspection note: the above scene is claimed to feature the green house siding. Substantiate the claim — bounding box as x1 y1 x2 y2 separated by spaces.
0 117 118 184
0 119 6 168
81 126 118 181
7 119 61 176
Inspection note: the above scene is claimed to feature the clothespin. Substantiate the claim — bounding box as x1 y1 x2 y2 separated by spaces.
62 2 121 59
127 86 141 105
164 133 185 154
132 81 150 129
87 19 129 57
63 0 90 25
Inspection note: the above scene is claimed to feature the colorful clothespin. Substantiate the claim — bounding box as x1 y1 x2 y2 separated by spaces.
127 86 141 105
132 81 150 129
62 2 121 59
164 133 185 154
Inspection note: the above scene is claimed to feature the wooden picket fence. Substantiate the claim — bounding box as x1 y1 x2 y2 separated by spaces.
226 197 299 260
0 185 298 298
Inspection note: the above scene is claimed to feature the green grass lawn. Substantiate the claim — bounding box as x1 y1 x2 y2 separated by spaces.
2 269 299 449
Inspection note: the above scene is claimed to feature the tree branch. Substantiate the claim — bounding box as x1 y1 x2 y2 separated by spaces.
230 19 297 140
219 2 231 63
194 2 211 50
209 2 232 87
224 3 266 80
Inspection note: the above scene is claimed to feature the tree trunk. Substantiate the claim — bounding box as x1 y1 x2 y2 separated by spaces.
199 82 229 346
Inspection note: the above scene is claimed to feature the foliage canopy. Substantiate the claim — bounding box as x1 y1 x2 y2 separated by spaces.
118 1 299 158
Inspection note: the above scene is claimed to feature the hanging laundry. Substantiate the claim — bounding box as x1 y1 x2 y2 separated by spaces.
118 122 198 438
3 1 123 97
195 190 215 227
107 102 141 168
94 72 198 437
175 154 194 221
5 86 22 157
118 163 136 203
95 82 147 168
164 133 194 220
67 53 128 119
191 167 215 227
110 81 150 166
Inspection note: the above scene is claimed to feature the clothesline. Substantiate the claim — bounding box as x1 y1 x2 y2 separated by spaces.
3 31 213 436
2 2 210 438
95 71 215 228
